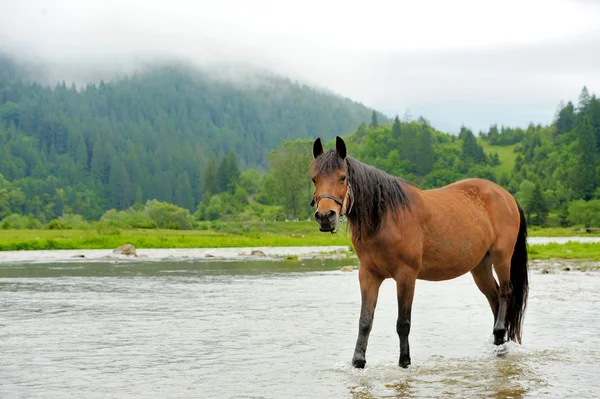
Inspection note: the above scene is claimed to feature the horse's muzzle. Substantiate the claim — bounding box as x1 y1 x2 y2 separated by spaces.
315 210 338 233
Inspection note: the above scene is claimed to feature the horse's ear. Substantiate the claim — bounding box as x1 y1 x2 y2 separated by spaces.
313 138 324 159
335 136 347 159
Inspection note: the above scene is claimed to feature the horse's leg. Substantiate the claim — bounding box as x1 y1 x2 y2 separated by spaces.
395 270 416 368
470 253 500 328
491 250 513 346
352 266 383 369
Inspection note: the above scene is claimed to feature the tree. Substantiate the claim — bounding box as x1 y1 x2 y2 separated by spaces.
134 186 143 204
528 184 549 226
555 101 575 135
370 111 379 128
567 200 600 228
516 180 536 222
392 115 401 139
217 151 240 194
265 139 313 218
355 122 367 139
415 128 435 175
578 86 591 113
203 155 219 197
460 127 486 163
174 171 194 210
572 115 598 200
588 96 600 151
238 169 261 195
108 161 132 210
144 199 193 229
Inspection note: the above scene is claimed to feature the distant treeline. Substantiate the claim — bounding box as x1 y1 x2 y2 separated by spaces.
1 52 600 228
0 55 382 221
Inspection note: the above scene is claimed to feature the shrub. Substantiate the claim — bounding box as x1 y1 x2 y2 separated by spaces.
99 208 157 229
45 214 91 230
1 214 42 229
567 200 600 228
144 200 193 229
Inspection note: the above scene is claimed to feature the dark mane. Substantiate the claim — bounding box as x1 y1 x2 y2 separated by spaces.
312 150 411 237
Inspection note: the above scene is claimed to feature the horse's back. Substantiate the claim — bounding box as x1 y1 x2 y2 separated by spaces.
416 178 519 280
439 178 520 230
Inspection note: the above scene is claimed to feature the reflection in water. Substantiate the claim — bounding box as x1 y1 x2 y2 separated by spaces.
1 259 599 398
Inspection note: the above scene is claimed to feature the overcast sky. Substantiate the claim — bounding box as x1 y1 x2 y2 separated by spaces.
1 0 600 133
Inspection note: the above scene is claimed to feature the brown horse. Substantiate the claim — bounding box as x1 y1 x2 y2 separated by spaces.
310 136 529 369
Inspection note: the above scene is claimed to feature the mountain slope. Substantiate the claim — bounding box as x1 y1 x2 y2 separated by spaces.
0 55 386 219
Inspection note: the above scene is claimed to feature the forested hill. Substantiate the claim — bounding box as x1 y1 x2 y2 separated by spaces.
0 55 384 219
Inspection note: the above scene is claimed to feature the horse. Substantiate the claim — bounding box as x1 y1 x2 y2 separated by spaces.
309 136 529 369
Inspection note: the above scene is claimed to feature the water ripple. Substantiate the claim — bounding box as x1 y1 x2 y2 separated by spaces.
0 259 598 398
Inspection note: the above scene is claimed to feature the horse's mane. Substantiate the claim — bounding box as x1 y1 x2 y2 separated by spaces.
312 150 411 238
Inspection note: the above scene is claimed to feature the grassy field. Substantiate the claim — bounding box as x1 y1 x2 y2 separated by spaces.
1 222 599 261
477 139 518 176
0 222 352 251
528 242 600 261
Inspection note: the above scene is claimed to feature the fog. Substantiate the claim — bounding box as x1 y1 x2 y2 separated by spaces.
1 0 600 132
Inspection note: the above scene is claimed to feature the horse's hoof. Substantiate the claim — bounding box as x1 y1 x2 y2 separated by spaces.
399 355 411 368
352 357 366 369
493 329 506 346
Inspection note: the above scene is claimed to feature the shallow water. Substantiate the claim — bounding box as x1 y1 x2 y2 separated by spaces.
1 258 599 398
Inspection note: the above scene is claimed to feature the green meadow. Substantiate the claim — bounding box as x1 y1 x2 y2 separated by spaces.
1 222 599 261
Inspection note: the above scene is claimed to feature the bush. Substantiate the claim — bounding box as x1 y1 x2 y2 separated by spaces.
567 200 600 228
194 188 249 221
45 214 91 230
1 214 42 229
144 199 193 229
99 208 157 229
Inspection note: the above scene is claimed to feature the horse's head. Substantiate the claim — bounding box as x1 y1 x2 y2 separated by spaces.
310 136 353 233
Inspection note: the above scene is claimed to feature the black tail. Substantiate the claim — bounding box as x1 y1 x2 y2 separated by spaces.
506 204 529 344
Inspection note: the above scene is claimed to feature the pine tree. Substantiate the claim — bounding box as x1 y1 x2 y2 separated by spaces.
529 184 549 226
415 129 435 175
588 96 600 151
217 151 240 193
578 86 591 113
460 127 485 163
203 155 219 197
174 171 194 210
392 115 401 139
556 101 575 135
370 111 378 128
225 151 240 193
573 115 598 200
356 123 367 139
108 161 132 210
134 186 143 204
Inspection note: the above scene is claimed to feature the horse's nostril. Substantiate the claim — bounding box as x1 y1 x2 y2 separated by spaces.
314 212 321 221
326 210 336 219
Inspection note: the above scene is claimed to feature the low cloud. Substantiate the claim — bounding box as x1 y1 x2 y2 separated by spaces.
1 0 600 132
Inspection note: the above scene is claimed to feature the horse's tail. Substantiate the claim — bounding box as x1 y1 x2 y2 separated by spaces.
506 203 529 344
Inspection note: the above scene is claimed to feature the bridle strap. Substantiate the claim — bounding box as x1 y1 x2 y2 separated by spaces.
310 193 343 208
310 183 353 217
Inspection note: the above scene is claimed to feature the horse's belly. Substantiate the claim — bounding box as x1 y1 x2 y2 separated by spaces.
417 263 472 281
417 238 490 281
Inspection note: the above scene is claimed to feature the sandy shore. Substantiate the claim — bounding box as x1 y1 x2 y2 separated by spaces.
0 237 598 265
0 246 352 264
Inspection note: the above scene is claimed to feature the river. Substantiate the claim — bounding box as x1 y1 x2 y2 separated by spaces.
1 244 599 398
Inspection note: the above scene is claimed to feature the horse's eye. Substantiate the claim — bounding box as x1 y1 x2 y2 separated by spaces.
311 177 316 184
340 175 346 182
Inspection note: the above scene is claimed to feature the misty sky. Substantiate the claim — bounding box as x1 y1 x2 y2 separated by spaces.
2 0 600 133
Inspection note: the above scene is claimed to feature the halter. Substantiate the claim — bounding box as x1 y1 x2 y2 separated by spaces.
310 182 353 217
